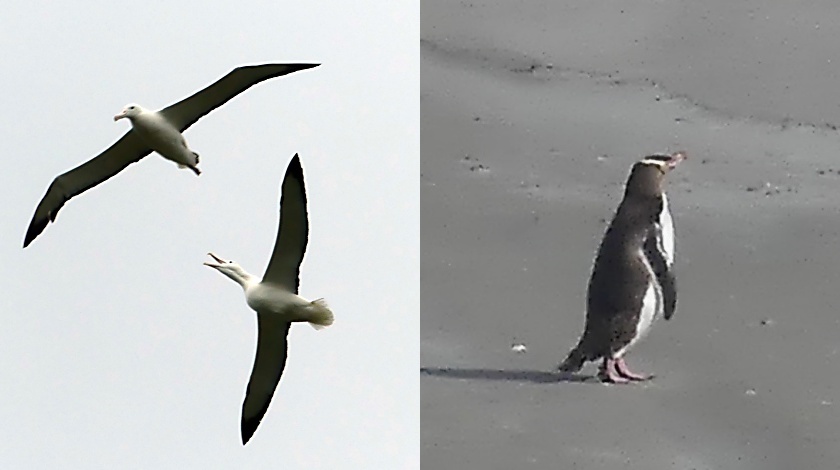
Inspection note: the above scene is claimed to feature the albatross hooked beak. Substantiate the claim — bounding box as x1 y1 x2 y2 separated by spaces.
204 252 228 268
113 112 126 121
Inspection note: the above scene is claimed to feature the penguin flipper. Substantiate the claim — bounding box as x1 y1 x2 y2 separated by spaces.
661 269 677 320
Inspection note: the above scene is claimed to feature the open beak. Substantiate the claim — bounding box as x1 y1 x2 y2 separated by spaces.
666 151 687 170
204 252 227 268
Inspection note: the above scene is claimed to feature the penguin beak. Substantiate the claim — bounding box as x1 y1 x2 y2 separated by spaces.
666 152 687 170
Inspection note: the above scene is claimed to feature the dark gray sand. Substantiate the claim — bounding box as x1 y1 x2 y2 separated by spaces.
422 2 840 468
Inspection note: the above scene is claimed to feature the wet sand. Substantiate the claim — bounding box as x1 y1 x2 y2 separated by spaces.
421 2 840 468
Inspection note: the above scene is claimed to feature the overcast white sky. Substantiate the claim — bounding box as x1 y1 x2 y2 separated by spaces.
1 1 418 468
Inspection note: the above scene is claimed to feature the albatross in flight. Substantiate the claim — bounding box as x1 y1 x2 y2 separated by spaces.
204 154 334 445
23 62 319 247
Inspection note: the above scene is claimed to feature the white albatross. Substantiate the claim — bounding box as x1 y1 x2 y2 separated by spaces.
23 62 319 247
204 154 334 445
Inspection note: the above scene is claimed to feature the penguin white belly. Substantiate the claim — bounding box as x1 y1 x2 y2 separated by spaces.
659 194 675 266
635 282 659 339
615 252 663 358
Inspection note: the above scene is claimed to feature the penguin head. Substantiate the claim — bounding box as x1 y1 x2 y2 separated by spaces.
624 151 686 198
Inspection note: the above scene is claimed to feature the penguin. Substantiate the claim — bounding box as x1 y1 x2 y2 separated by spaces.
558 151 685 383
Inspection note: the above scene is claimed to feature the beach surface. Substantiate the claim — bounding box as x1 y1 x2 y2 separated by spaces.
421 2 840 468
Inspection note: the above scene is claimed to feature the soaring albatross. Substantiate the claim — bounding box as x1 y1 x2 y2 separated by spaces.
204 154 333 445
23 62 319 248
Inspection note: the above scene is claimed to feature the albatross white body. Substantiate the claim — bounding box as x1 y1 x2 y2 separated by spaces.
246 285 328 324
212 264 332 328
113 105 200 174
204 154 333 445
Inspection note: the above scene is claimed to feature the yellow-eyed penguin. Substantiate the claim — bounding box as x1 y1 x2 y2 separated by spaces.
558 152 685 383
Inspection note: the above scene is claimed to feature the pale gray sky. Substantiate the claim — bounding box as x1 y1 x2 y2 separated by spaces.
2 1 418 468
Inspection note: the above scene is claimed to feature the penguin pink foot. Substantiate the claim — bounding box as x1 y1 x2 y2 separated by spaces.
598 358 631 384
614 358 653 381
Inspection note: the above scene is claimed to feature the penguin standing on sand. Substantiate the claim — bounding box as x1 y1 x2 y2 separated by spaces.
558 152 685 383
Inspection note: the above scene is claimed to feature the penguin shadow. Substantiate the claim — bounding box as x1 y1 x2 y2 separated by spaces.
420 367 596 384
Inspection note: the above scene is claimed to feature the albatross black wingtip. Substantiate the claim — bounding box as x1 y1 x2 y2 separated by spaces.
23 219 47 248
286 153 304 179
241 418 259 446
281 63 320 73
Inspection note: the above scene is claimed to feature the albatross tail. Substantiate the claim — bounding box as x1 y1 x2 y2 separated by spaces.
177 152 201 175
176 163 201 175
306 298 334 330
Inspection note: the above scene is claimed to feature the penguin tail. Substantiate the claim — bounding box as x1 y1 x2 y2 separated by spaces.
558 346 587 373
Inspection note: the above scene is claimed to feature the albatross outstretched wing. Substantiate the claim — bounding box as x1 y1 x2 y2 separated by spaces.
23 131 150 247
262 154 309 293
241 312 291 445
160 63 319 132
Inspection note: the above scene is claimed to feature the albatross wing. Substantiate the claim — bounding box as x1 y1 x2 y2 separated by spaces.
262 154 309 293
23 131 151 247
241 312 291 445
160 63 320 132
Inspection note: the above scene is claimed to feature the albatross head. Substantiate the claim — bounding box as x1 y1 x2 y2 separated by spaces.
204 252 253 286
113 104 144 121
